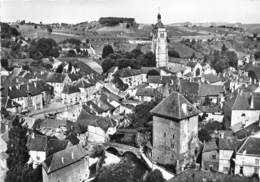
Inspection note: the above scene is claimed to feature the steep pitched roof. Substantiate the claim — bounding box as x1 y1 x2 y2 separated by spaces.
27 134 48 152
43 144 88 174
198 84 224 97
76 110 116 132
235 121 260 140
237 137 260 156
203 140 218 153
116 68 143 78
219 137 242 151
46 72 66 83
62 84 80 94
232 92 260 110
151 91 200 120
203 74 222 83
136 88 161 97
47 139 70 156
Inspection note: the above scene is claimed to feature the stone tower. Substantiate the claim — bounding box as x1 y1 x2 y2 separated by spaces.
151 91 200 172
152 13 168 68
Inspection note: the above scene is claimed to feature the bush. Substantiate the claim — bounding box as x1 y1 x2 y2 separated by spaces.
29 38 60 59
102 44 114 58
168 49 180 58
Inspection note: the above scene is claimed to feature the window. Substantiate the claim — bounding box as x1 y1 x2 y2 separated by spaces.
160 33 164 38
171 143 174 148
163 132 166 137
255 159 259 165
173 134 175 139
212 154 217 159
254 167 259 174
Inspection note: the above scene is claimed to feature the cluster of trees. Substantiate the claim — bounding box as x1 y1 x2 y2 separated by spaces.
168 49 180 58
129 100 159 128
1 23 20 39
29 38 60 59
198 120 223 142
62 38 82 47
255 51 260 60
99 17 135 26
5 117 42 182
101 45 156 73
205 44 238 73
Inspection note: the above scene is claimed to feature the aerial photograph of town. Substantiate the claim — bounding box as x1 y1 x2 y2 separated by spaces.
0 0 260 181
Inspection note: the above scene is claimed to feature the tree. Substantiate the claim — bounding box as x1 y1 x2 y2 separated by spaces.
142 51 156 67
66 49 76 57
47 25 52 33
130 101 159 128
168 49 180 58
145 169 165 182
102 44 114 58
221 44 228 53
56 64 64 73
147 69 160 77
255 51 260 60
225 51 238 68
5 116 30 182
101 58 115 73
29 38 60 59
198 128 211 142
1 58 8 68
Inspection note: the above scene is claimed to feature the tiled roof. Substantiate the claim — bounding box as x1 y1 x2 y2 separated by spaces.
33 119 67 129
219 137 242 151
180 80 199 96
235 121 260 140
76 110 116 132
237 137 260 156
116 68 143 78
47 138 70 156
198 84 224 97
232 92 260 110
27 134 48 151
202 74 222 83
3 81 53 99
151 91 200 120
203 140 218 153
62 84 80 94
75 79 95 88
43 144 88 174
186 61 197 68
46 72 66 83
136 88 161 97
67 73 82 82
66 133 79 145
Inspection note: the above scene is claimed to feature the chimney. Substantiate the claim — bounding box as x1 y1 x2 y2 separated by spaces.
250 94 254 109
61 157 64 164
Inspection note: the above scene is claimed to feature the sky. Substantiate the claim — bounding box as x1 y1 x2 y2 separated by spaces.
1 0 260 24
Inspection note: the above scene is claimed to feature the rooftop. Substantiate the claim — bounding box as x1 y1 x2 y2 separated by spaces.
43 144 88 174
237 136 260 156
151 91 200 120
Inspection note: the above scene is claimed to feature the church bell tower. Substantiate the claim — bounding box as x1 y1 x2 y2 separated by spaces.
152 13 168 68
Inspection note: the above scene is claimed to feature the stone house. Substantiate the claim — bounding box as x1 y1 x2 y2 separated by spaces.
115 67 147 88
76 110 117 143
42 145 89 182
218 134 241 174
150 91 200 172
234 136 260 177
230 91 260 128
5 81 53 112
202 140 219 171
61 84 81 105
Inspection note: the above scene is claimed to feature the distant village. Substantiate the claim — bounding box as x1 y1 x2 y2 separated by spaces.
1 13 260 182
